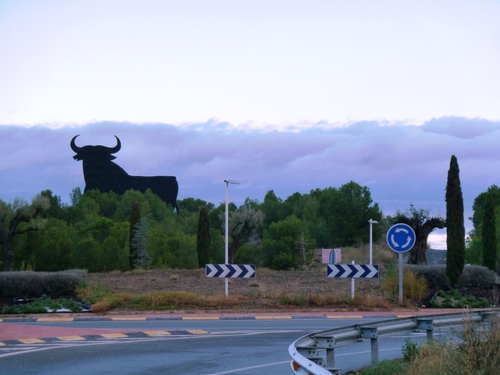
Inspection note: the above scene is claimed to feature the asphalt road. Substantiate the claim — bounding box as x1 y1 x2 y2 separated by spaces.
0 316 433 374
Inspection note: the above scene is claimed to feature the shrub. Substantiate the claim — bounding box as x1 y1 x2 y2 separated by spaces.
355 359 408 375
406 264 497 289
381 267 429 303
406 265 449 289
402 338 419 361
0 269 87 298
458 265 498 288
1 296 84 314
363 314 500 375
455 314 500 375
405 339 459 375
76 281 111 305
89 295 125 313
430 289 491 308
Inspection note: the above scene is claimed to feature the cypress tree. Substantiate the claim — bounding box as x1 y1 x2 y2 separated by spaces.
197 207 211 268
445 155 465 287
482 194 497 271
129 202 141 269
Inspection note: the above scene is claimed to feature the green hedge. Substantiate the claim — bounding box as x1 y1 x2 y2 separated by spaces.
406 265 498 289
0 269 87 298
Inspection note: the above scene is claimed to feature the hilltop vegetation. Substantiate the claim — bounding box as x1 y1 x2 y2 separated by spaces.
1 179 499 280
2 181 384 272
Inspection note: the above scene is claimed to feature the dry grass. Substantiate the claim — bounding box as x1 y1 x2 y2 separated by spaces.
340 243 398 266
78 280 392 313
404 314 500 375
381 268 429 303
80 245 421 313
405 340 459 375
353 313 500 375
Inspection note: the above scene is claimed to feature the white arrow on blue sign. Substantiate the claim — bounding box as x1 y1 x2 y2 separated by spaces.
386 223 416 253
327 264 379 278
205 264 256 278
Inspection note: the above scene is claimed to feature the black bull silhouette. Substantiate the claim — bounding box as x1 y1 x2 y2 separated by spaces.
71 135 179 212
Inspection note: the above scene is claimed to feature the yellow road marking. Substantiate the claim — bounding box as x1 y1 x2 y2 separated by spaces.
37 318 74 322
57 336 86 341
100 333 128 339
110 317 147 321
187 330 208 335
182 317 219 320
144 330 171 336
18 338 45 344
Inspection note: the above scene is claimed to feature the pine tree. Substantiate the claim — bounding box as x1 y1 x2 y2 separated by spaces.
197 207 211 267
482 194 497 271
131 214 152 269
129 202 141 269
446 155 465 287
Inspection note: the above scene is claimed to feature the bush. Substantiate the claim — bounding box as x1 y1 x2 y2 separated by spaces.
430 289 491 308
402 338 419 361
2 297 84 314
0 269 87 298
406 264 497 289
381 267 429 303
459 265 498 288
359 314 500 375
455 314 500 375
406 265 450 289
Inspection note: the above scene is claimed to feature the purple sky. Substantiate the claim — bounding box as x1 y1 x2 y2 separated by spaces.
2 1 500 249
2 117 499 249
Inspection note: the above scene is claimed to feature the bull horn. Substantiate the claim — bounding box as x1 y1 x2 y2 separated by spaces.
70 135 82 152
108 135 121 153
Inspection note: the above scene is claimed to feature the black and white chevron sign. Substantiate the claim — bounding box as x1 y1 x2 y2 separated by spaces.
205 264 256 278
327 264 379 278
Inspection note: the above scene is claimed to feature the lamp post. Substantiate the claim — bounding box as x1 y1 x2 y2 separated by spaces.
368 219 379 265
224 179 238 296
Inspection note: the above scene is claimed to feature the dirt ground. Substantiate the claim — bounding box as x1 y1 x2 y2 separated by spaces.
86 267 388 311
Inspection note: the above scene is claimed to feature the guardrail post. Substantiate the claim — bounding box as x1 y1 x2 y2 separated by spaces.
326 348 335 370
314 335 336 370
361 327 379 364
417 318 434 341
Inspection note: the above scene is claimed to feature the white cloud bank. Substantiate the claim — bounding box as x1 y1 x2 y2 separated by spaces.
1 117 499 250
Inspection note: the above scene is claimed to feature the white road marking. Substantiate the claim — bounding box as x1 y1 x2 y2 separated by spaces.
207 361 289 374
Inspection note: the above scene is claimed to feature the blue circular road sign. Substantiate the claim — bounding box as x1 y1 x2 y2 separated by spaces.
386 223 416 253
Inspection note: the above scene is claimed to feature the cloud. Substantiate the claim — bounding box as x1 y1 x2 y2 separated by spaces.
422 117 500 139
2 118 500 242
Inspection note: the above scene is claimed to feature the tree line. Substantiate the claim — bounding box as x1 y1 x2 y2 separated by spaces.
1 181 383 272
2 155 496 280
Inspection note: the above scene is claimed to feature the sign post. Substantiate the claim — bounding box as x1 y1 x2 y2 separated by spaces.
386 223 416 302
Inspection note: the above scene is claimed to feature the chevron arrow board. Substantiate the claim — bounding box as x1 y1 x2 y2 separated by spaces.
327 264 379 278
205 264 256 278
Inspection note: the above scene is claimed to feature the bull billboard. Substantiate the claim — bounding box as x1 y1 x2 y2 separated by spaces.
71 135 179 212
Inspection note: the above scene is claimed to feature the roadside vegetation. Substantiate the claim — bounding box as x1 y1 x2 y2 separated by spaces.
1 245 496 314
350 313 500 375
1 173 499 313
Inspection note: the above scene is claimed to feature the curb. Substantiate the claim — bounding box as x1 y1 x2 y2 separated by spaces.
0 310 462 346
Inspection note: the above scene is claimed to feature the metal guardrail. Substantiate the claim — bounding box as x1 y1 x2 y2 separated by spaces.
289 310 498 375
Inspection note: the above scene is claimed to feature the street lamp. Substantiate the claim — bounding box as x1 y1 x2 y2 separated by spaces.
368 219 379 265
224 179 239 296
